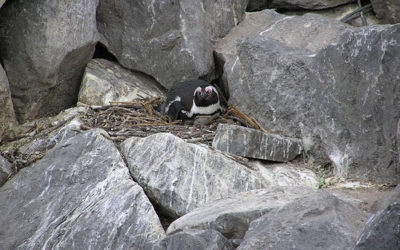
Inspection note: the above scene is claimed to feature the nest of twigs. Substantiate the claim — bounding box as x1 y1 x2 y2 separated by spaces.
80 97 267 145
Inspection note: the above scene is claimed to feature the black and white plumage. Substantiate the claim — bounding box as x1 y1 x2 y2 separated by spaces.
161 80 221 120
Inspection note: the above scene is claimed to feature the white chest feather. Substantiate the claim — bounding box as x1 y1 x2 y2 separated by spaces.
182 100 221 118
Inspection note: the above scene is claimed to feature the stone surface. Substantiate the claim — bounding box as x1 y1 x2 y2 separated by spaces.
167 187 316 240
120 133 267 218
0 0 99 122
370 184 400 213
247 0 354 11
212 124 303 162
254 162 319 188
0 154 12 187
78 59 165 106
354 202 400 249
370 0 400 24
151 229 234 250
0 64 17 143
238 191 368 250
215 9 400 184
0 129 165 249
97 0 248 89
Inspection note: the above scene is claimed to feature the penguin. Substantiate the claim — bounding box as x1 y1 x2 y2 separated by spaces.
161 79 221 120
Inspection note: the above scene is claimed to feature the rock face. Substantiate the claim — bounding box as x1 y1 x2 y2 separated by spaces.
238 191 368 250
0 0 99 122
212 124 303 162
0 129 165 249
167 187 316 240
97 0 248 88
78 59 165 106
370 0 400 24
152 229 234 250
354 202 400 250
0 154 12 187
370 184 400 213
247 0 354 11
0 64 17 142
120 133 267 218
215 9 400 184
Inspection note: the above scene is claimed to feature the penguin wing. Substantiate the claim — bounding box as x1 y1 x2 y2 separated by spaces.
166 100 185 120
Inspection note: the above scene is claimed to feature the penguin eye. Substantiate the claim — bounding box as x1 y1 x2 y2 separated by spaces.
205 87 212 94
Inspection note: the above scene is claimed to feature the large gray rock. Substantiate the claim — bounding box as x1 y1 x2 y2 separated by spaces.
215 9 400 184
0 0 99 122
212 124 303 162
247 0 354 11
78 59 165 106
370 0 400 24
97 0 248 88
120 133 267 218
167 187 316 240
354 202 400 249
151 229 234 250
0 64 17 143
370 184 400 213
0 129 165 249
0 154 12 187
238 191 368 250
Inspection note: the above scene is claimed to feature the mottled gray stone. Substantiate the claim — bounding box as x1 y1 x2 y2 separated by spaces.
215 9 400 184
167 187 316 240
370 0 400 24
238 191 368 250
354 202 400 250
0 129 165 249
0 0 99 122
151 229 234 250
78 59 165 106
212 124 303 162
370 184 400 213
0 154 12 187
254 161 319 188
97 0 248 88
247 0 355 11
0 64 17 143
120 133 268 218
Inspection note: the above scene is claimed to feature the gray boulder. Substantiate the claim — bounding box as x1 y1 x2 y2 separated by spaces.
247 0 355 11
0 154 12 187
167 187 316 240
354 202 400 250
238 191 368 250
120 133 267 218
370 184 400 213
97 0 248 88
78 59 165 106
212 124 303 162
151 229 234 250
0 64 17 143
370 0 400 24
215 9 400 184
0 129 165 249
0 0 99 122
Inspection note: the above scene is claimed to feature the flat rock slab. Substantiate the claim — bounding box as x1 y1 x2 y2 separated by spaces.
354 202 400 249
120 133 268 218
247 0 355 11
0 129 165 249
78 59 165 106
167 186 316 240
238 191 368 250
151 229 234 250
212 124 303 162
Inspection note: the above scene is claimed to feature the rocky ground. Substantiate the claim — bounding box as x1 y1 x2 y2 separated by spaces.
0 0 399 249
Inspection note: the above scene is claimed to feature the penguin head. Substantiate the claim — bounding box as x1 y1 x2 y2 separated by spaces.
193 85 219 107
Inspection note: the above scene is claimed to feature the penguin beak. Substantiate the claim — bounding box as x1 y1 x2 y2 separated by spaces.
200 91 207 99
